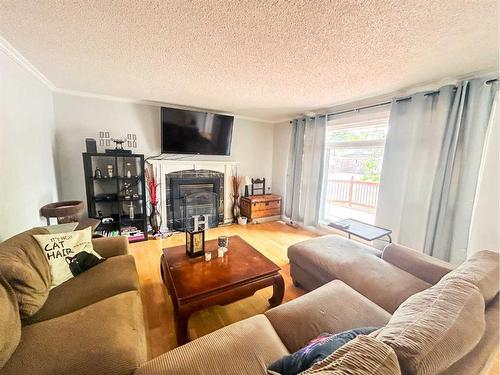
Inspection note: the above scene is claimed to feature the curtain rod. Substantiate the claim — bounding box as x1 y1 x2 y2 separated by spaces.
323 101 392 119
289 101 391 123
290 78 498 123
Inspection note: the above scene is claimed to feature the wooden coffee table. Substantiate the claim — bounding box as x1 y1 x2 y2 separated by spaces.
160 235 284 345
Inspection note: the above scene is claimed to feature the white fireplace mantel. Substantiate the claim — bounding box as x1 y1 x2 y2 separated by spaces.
148 159 239 231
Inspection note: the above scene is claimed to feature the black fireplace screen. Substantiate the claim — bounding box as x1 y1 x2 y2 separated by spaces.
182 191 219 231
166 169 224 231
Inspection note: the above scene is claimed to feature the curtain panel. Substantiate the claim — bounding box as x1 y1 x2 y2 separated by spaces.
376 78 498 263
285 117 326 226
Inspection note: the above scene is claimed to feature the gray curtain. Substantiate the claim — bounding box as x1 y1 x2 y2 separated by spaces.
376 78 498 263
285 116 326 226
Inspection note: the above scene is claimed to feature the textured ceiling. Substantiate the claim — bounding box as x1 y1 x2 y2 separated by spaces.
0 0 498 121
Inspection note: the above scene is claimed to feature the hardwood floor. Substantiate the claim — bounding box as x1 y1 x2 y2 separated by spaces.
129 221 317 359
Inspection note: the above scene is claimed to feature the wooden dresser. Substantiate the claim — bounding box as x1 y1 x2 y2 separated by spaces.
240 194 282 222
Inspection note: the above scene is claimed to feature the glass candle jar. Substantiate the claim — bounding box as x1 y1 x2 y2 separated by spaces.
218 236 228 249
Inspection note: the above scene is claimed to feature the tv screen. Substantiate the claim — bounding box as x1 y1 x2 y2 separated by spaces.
161 107 234 155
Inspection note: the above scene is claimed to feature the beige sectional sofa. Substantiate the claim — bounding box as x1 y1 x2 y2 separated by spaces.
1 229 498 374
136 235 499 375
0 228 147 375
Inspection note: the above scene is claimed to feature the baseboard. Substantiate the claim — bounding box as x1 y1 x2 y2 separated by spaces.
248 215 281 224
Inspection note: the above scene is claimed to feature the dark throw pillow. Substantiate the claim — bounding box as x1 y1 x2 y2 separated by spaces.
267 327 378 375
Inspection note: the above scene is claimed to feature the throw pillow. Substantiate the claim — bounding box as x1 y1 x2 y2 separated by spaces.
300 335 401 375
33 227 103 288
267 327 378 375
0 227 52 318
375 277 485 375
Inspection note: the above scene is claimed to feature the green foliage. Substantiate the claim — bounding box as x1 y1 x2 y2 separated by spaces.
360 158 380 182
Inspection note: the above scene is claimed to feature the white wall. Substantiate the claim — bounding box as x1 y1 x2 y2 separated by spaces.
468 93 499 255
0 50 58 241
53 93 274 203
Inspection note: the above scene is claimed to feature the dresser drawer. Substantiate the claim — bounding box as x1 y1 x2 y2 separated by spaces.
251 208 281 218
252 200 281 211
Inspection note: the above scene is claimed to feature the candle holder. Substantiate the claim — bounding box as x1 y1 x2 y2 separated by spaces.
186 229 205 258
218 236 229 248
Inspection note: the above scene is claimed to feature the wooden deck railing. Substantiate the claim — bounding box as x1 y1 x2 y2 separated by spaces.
326 178 379 209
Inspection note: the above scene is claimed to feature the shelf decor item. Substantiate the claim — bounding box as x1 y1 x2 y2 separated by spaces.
243 176 252 197
104 138 132 154
231 174 242 223
251 178 266 195
186 229 205 258
145 163 162 236
128 202 135 220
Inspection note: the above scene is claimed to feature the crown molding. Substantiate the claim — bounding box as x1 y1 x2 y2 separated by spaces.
0 35 56 90
0 34 276 124
54 88 275 124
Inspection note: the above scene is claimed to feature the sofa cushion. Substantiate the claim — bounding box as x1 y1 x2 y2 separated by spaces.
268 327 378 375
0 228 51 318
376 277 485 375
0 275 21 369
0 291 147 375
135 315 289 375
0 246 48 319
92 236 129 258
265 280 391 353
23 254 139 324
288 235 431 313
441 296 499 375
382 243 454 284
441 250 499 305
300 335 401 374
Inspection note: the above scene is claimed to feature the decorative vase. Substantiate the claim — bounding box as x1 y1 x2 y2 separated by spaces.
149 203 162 235
232 194 240 223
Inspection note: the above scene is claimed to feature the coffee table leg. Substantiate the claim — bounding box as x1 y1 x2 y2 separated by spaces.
175 308 191 346
268 273 285 308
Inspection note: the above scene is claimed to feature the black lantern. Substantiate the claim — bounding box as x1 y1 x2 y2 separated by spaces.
186 229 205 258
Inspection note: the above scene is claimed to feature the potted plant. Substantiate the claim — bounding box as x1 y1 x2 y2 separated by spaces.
145 163 162 236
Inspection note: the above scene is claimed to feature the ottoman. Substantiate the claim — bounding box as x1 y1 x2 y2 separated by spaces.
287 235 431 313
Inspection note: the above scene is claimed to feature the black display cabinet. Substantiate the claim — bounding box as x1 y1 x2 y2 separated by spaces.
82 152 147 242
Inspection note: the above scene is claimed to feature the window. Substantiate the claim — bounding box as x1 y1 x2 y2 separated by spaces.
322 107 390 224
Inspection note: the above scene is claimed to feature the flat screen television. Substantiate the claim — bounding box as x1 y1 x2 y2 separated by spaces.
161 107 234 155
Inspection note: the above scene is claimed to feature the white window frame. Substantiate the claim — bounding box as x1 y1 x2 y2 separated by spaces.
321 106 391 223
